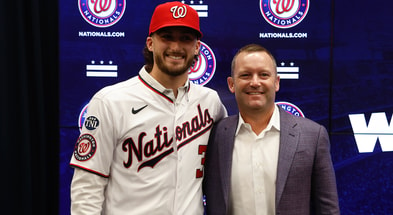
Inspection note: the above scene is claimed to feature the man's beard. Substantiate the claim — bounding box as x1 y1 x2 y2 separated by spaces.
154 53 195 77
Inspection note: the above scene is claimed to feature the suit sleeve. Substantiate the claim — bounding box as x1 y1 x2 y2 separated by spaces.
312 125 340 214
203 122 219 197
203 117 232 215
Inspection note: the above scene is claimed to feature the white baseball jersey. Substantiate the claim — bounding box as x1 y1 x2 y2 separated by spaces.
70 67 227 215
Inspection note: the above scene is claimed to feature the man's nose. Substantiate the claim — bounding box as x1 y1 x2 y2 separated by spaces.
169 40 182 51
250 74 261 86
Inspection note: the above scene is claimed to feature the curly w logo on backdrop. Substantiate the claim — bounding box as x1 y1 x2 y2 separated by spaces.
260 0 309 29
79 0 126 27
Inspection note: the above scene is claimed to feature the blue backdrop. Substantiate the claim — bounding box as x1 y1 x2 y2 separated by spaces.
59 0 393 214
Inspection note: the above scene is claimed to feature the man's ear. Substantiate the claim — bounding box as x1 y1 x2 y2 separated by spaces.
195 40 201 55
275 75 280 92
146 37 153 51
227 77 235 93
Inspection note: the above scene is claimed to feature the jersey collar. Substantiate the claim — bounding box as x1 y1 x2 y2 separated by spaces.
138 67 190 103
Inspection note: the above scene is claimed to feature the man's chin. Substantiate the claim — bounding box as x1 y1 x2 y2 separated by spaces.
163 67 189 77
247 102 268 110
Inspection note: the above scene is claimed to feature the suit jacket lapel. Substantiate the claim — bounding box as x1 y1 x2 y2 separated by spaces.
218 115 238 208
276 108 300 207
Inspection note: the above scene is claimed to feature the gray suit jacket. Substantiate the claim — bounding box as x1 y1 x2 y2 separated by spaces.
203 107 340 215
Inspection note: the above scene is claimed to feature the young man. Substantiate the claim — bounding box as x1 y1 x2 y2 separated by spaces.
70 2 227 214
203 44 340 215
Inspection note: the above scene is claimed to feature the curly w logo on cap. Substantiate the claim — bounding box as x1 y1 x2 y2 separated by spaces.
171 5 187 18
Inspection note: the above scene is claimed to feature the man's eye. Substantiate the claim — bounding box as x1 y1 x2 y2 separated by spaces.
161 35 172 39
181 35 194 41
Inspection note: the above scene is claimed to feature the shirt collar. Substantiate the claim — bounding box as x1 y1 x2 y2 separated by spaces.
235 105 281 136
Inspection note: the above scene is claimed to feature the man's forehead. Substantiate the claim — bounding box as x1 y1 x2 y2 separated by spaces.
235 52 275 70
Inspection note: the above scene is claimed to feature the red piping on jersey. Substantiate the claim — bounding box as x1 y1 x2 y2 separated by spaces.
70 163 110 178
138 75 174 103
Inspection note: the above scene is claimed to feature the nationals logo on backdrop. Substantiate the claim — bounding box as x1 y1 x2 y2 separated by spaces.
78 103 89 132
276 101 305 117
189 42 216 86
78 0 126 28
260 0 309 29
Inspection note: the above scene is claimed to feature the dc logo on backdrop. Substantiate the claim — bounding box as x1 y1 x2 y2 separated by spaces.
260 0 309 28
189 42 216 86
276 101 305 117
183 1 209 17
78 0 126 28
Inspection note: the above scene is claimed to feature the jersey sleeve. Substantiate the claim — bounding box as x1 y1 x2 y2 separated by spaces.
70 168 108 215
191 84 228 122
212 91 228 121
70 95 116 177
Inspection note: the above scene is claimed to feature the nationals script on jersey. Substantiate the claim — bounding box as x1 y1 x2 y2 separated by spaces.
70 67 227 214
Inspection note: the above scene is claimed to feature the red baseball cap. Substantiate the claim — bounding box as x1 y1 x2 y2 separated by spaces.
149 1 202 38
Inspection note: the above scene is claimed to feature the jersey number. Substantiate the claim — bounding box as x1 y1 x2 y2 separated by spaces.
196 145 207 178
